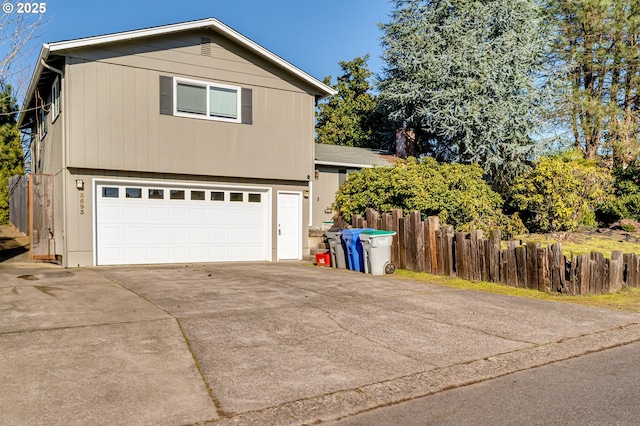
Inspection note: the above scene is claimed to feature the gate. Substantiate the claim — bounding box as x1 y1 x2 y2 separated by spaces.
29 174 55 260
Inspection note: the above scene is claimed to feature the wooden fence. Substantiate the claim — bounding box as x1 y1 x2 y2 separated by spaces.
348 208 640 296
8 175 28 235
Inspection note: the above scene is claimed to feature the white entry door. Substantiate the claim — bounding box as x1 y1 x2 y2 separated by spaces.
277 192 301 260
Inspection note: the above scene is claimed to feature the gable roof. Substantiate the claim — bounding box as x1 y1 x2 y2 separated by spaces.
20 18 336 126
315 143 393 168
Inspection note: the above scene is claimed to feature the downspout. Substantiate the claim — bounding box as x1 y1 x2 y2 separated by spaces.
41 59 66 265
41 59 63 76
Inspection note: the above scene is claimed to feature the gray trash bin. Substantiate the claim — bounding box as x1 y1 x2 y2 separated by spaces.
326 229 347 269
359 230 396 275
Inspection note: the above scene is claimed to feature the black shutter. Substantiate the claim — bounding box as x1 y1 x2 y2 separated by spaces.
159 76 173 115
241 88 252 124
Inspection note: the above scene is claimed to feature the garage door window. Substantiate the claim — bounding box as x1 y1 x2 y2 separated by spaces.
248 193 261 203
191 190 205 201
230 192 243 202
170 190 185 200
211 191 224 201
102 187 119 198
149 189 164 199
126 188 142 198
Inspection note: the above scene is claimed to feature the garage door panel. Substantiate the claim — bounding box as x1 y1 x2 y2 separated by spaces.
123 206 145 221
145 206 167 221
99 205 123 221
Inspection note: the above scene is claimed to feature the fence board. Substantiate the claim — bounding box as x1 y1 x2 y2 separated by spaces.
398 218 407 270
526 242 540 290
455 232 466 280
489 231 501 283
609 251 623 293
435 229 445 276
506 241 518 286
549 244 564 292
515 246 527 288
427 216 439 274
537 248 550 292
409 211 421 272
415 221 425 272
9 175 29 235
442 226 454 276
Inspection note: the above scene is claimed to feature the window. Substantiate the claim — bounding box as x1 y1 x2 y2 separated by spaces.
125 188 142 198
248 193 261 203
38 108 47 139
149 189 164 199
211 191 225 201
191 190 205 200
176 82 206 115
209 86 237 119
175 78 240 122
102 187 119 198
51 77 61 121
170 190 185 200
230 192 243 202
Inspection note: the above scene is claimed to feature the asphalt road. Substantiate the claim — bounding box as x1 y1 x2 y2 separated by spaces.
329 341 640 426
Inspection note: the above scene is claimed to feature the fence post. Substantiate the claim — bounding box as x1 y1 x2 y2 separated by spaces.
489 230 501 283
609 251 623 292
409 211 422 272
442 225 455 277
427 216 439 274
391 210 402 268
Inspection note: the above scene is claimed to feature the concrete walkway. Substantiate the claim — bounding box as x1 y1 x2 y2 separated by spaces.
2 260 640 425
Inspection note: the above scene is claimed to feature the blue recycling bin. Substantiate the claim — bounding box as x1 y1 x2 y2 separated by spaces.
341 228 372 272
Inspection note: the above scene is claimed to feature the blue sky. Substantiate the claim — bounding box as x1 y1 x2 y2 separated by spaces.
8 0 394 99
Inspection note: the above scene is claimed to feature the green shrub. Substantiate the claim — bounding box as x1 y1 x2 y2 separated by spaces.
332 157 525 236
598 161 640 223
508 151 613 232
621 223 636 233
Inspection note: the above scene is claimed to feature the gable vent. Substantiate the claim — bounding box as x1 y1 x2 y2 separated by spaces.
200 37 211 56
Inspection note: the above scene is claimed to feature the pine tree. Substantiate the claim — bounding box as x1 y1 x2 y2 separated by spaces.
547 0 640 164
0 84 25 224
378 0 550 186
316 55 381 147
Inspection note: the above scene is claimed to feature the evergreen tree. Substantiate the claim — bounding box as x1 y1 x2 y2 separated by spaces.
378 0 550 186
0 84 25 224
547 0 640 164
316 55 381 147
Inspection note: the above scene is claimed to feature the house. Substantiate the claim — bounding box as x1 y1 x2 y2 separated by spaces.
18 18 335 267
312 143 392 229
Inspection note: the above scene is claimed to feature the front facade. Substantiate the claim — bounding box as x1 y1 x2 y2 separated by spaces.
20 18 335 267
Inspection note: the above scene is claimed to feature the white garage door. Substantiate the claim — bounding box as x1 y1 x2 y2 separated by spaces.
95 182 270 265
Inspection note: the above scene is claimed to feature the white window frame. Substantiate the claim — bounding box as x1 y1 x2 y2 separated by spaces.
38 107 47 140
173 77 241 123
51 76 61 122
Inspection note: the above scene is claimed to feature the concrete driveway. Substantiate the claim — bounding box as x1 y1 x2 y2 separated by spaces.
2 261 640 425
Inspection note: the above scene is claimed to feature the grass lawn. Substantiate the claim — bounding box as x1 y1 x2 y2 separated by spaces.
395 269 640 313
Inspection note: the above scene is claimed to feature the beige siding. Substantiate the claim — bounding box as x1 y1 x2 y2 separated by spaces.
64 31 317 181
313 167 342 228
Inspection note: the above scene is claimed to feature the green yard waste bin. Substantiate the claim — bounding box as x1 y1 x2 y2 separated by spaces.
359 230 396 275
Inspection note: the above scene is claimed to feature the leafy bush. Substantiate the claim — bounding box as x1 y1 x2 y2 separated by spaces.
598 161 640 223
332 157 526 236
508 151 613 232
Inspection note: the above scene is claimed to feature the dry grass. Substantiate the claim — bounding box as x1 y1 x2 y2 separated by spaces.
394 269 640 313
508 229 640 259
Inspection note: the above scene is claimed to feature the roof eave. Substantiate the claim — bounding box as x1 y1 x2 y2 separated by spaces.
315 160 388 169
46 18 336 97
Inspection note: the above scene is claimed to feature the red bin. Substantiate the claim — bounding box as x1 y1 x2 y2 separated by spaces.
315 252 331 267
